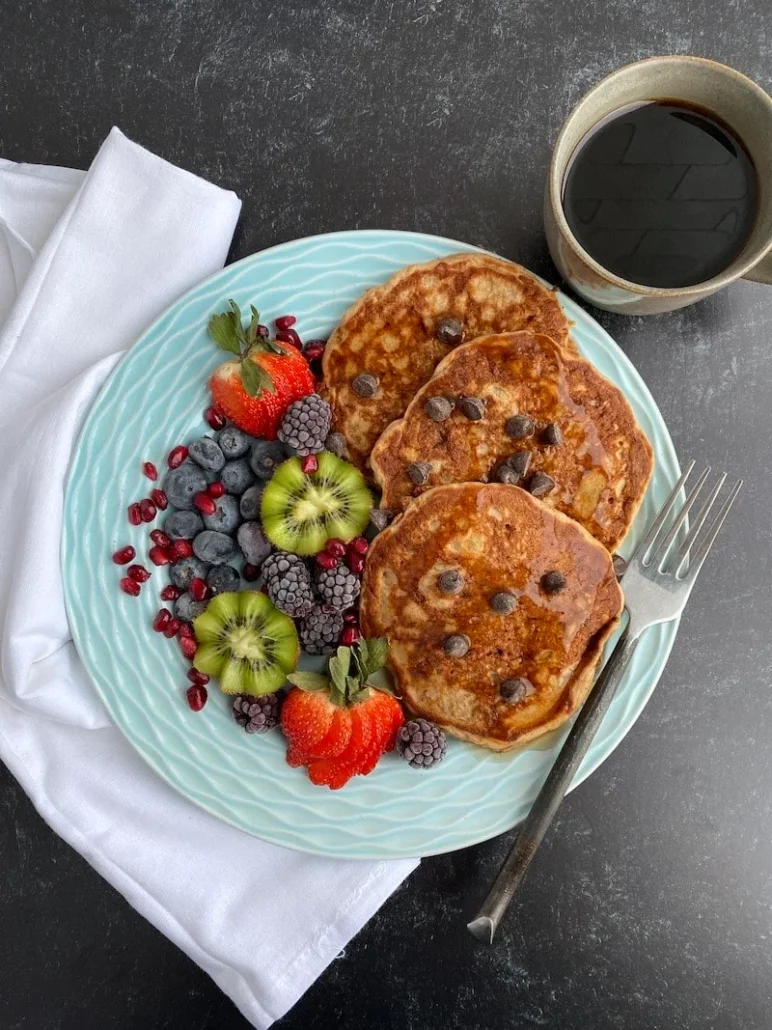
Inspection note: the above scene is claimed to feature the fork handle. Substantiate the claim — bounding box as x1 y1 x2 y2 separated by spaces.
467 623 640 943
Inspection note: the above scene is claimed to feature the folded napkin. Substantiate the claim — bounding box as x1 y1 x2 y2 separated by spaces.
0 128 417 1028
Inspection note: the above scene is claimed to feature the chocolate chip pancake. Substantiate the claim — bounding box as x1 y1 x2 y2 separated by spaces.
322 253 574 472
370 331 653 552
360 484 623 751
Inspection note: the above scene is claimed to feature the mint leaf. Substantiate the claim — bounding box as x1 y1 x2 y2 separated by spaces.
240 357 274 397
208 311 242 355
287 672 330 692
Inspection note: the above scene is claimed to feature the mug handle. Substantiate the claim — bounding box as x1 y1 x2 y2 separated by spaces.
744 250 772 285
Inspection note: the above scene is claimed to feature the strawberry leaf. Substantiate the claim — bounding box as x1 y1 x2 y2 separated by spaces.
328 647 352 699
208 311 242 355
246 304 261 346
240 357 275 397
287 672 329 692
347 683 372 705
362 637 389 677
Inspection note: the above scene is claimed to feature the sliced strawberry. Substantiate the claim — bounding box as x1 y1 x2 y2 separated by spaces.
305 708 353 760
210 347 314 439
307 708 371 789
280 688 335 756
356 697 395 775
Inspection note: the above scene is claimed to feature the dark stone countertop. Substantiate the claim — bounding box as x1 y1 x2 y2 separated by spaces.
2 1 772 1027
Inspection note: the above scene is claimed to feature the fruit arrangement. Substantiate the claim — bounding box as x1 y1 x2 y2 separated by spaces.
110 301 449 789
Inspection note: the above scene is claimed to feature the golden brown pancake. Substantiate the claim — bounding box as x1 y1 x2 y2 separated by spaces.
360 484 623 751
370 331 653 552
322 252 574 472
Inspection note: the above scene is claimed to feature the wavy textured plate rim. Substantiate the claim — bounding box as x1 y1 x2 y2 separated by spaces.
62 229 680 860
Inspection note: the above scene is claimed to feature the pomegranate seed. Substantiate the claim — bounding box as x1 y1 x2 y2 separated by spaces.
168 445 188 469
186 684 208 712
205 406 226 430
189 577 208 602
340 625 360 646
301 454 319 475
276 328 303 350
304 338 327 351
349 537 369 556
325 538 347 558
257 324 270 338
112 545 136 565
304 344 325 362
315 552 339 571
153 608 172 632
194 492 216 516
127 564 151 583
120 577 141 596
160 584 180 601
275 314 297 330
128 502 142 526
151 488 168 510
178 621 194 639
139 498 157 523
169 539 193 561
347 552 366 576
180 635 198 660
208 481 226 498
150 529 171 547
343 609 359 624
143 461 158 481
149 545 172 566
187 668 210 686
163 618 181 639
242 563 260 581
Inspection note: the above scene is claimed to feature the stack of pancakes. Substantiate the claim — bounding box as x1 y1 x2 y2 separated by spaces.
322 253 653 751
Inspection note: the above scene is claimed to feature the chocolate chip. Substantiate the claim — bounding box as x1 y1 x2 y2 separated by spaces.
424 396 453 422
407 461 432 485
499 678 528 703
528 472 556 497
490 591 517 615
507 451 532 478
541 570 567 595
459 396 485 421
438 569 464 594
435 317 464 346
352 373 379 398
612 554 627 580
505 414 535 440
494 464 519 485
542 422 562 446
325 432 347 458
369 508 395 532
443 633 470 657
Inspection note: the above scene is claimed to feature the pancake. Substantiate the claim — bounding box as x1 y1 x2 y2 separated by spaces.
322 252 574 472
360 484 623 751
370 331 653 552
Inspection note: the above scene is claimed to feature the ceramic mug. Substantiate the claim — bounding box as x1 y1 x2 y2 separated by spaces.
545 56 772 314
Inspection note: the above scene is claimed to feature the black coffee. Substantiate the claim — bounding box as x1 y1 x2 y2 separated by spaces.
562 102 757 288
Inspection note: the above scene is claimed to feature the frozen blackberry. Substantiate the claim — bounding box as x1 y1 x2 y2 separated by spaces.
232 692 281 733
277 394 332 456
396 719 447 769
299 605 345 655
262 551 315 617
316 563 360 610
217 426 250 459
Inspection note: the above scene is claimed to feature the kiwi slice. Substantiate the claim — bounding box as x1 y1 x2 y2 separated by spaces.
261 452 372 555
192 591 298 695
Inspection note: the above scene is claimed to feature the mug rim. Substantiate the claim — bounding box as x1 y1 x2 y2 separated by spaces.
549 54 772 297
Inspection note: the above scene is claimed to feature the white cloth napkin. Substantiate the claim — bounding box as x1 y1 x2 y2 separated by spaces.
0 128 417 1028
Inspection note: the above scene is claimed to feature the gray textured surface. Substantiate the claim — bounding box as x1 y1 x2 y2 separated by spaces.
2 1 772 1028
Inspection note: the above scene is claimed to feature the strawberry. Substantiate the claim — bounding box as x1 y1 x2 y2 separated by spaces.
207 300 314 438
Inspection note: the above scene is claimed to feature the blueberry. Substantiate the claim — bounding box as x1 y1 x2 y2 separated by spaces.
206 564 241 596
162 463 208 510
193 530 239 565
220 459 254 495
217 426 250 459
239 484 263 521
188 437 225 472
164 509 204 540
174 592 207 621
202 493 241 535
249 440 286 480
170 556 209 590
237 522 272 566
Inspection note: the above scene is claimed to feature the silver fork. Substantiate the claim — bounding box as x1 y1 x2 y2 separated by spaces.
467 462 742 944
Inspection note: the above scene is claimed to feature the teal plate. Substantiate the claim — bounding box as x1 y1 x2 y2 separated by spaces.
62 230 679 860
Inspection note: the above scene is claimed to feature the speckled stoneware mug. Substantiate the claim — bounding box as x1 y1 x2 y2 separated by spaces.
545 56 772 314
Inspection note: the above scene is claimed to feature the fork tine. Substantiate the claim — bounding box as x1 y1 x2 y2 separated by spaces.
679 478 742 581
652 467 711 571
669 472 727 574
633 460 695 565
